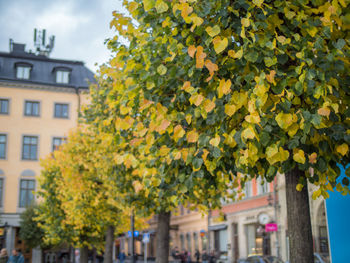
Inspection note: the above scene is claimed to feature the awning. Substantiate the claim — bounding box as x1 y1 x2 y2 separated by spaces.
208 224 228 231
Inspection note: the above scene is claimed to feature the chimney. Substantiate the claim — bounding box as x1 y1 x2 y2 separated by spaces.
9 39 26 53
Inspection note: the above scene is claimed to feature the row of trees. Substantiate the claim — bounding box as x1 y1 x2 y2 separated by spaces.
35 0 349 263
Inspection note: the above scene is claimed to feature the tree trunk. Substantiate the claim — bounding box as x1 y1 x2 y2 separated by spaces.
155 211 171 263
80 246 89 263
105 225 115 263
285 167 314 263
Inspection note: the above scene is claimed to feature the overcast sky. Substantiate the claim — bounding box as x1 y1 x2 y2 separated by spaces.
0 0 125 72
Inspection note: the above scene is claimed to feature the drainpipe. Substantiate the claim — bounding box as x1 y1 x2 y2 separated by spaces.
207 209 211 252
75 87 81 119
274 179 280 258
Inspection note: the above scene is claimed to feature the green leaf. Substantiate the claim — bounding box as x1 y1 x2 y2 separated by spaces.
335 39 346 50
155 0 168 13
245 51 259 62
264 56 277 67
157 64 167 75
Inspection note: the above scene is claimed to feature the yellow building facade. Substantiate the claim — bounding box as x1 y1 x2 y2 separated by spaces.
0 41 94 261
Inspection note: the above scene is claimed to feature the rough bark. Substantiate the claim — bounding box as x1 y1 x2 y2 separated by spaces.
155 211 171 263
104 225 115 263
80 246 89 263
285 167 314 263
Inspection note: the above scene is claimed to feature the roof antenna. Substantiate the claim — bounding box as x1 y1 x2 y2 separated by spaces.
34 28 55 57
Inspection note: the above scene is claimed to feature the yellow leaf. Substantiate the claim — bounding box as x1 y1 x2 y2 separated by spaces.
157 64 167 75
187 130 199 143
325 183 334 192
212 36 228 54
287 123 299 137
205 25 221 37
241 126 256 140
296 183 304 191
173 125 185 142
241 18 250 27
228 50 235 58
188 45 196 58
336 143 349 156
252 0 264 7
318 107 330 117
205 60 218 81
245 112 261 124
293 149 306 164
234 49 243 59
155 0 168 13
307 27 318 37
156 119 171 133
159 145 170 156
203 99 216 113
195 46 207 68
309 152 317 164
312 189 321 200
275 112 294 130
182 81 194 93
189 93 204 106
277 35 286 44
180 3 193 19
209 135 220 147
225 104 237 117
266 70 276 84
143 0 155 11
185 114 192 124
218 79 232 98
191 15 203 27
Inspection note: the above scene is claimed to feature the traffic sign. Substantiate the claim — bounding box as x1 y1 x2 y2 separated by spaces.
128 230 140 237
142 233 150 243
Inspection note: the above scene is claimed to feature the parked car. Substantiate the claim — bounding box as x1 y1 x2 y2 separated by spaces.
314 253 329 263
244 255 284 263
285 253 330 263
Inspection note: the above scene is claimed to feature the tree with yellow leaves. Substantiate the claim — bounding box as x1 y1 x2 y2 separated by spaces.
84 0 349 262
38 129 145 263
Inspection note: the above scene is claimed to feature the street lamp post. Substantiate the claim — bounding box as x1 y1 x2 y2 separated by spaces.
131 210 135 263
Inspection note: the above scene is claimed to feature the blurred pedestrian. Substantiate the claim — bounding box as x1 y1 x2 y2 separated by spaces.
195 250 200 263
118 250 126 263
209 251 216 263
7 249 24 263
0 248 8 263
202 250 208 263
186 251 191 263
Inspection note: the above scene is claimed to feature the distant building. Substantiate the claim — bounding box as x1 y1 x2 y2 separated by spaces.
0 38 94 262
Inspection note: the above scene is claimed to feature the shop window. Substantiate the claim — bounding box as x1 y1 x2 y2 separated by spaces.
246 224 271 256
214 229 228 254
180 234 185 251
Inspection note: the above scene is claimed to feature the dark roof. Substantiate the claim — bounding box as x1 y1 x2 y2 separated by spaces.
0 45 96 89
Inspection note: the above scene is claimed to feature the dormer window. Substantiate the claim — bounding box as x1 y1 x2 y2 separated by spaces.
56 70 70 84
53 66 72 84
15 62 32 80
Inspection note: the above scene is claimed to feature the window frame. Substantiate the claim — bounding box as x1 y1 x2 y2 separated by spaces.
54 103 69 119
19 179 35 208
16 66 31 80
0 134 7 160
0 178 4 207
24 100 40 117
0 98 9 115
56 70 70 84
52 137 67 152
22 135 38 161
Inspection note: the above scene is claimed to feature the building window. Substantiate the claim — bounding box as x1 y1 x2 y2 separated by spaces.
180 234 185 251
19 179 35 207
56 71 70 84
52 137 66 152
54 103 69 118
0 178 3 207
22 136 38 160
0 135 6 159
16 66 31 79
24 101 40 116
0 99 9 114
244 181 252 198
257 177 269 195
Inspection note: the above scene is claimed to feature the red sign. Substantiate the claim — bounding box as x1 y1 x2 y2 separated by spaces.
265 223 278 232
